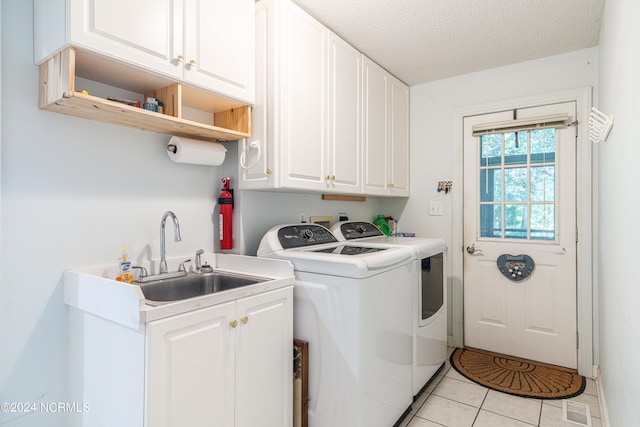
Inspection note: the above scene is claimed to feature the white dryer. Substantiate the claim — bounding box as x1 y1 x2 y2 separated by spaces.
258 224 414 427
332 221 448 396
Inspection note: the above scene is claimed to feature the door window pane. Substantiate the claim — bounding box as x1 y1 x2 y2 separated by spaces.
504 132 528 165
531 129 555 163
480 133 502 166
504 167 527 202
504 204 528 239
531 204 555 240
480 204 502 238
478 128 557 241
480 169 502 202
530 166 555 202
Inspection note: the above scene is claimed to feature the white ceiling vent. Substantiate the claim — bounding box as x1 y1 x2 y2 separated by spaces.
562 400 592 426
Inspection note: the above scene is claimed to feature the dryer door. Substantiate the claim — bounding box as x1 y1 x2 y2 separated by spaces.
420 253 444 324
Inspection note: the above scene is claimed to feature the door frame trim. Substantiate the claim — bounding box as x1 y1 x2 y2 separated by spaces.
451 87 594 377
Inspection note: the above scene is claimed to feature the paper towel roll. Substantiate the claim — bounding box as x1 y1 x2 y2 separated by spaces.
167 136 227 166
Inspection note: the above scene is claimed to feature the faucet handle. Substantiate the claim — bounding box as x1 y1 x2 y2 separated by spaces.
131 266 148 280
178 259 192 272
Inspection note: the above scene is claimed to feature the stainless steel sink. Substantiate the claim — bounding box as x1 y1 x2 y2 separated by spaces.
140 271 268 304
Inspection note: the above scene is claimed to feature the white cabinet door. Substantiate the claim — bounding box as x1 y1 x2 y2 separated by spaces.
235 288 293 427
278 1 328 191
389 76 410 196
69 0 183 79
184 0 255 102
363 59 410 196
327 32 362 193
363 57 389 195
238 1 273 189
146 302 236 427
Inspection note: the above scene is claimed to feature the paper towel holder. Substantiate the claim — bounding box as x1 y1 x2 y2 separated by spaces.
167 143 178 154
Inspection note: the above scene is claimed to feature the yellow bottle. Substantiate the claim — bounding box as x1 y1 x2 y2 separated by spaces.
116 245 134 284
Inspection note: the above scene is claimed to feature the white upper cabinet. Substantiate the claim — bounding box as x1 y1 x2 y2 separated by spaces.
278 1 328 191
239 0 362 194
363 57 389 195
388 76 410 196
327 32 363 194
363 57 410 197
34 0 254 103
183 0 255 102
239 0 406 196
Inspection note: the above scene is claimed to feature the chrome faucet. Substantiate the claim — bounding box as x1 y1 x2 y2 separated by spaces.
160 211 181 274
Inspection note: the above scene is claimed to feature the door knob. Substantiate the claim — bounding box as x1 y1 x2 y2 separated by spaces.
466 244 482 254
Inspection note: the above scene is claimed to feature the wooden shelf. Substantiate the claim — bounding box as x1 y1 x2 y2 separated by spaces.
39 48 251 141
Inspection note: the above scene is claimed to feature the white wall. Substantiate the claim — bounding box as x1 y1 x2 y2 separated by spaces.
402 48 598 340
0 2 222 425
597 0 640 424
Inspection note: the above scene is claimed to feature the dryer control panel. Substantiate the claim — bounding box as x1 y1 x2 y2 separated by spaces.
277 224 338 249
339 221 384 240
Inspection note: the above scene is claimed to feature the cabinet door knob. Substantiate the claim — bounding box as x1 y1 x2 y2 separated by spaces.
240 316 249 324
388 183 395 188
229 320 238 328
188 59 197 68
331 175 336 181
176 55 184 63
266 168 273 175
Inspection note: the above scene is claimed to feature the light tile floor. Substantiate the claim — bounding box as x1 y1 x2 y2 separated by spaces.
399 349 603 427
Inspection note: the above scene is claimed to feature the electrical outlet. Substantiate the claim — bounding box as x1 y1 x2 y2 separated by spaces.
298 211 306 223
429 202 443 216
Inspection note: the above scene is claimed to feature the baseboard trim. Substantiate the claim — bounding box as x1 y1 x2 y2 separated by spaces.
593 365 610 427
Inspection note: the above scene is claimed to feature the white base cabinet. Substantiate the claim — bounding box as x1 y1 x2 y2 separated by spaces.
68 286 293 427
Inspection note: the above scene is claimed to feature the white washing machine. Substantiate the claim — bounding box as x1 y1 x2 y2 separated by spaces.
258 224 414 427
332 221 448 396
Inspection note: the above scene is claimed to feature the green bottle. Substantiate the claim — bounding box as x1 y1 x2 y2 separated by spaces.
374 214 391 236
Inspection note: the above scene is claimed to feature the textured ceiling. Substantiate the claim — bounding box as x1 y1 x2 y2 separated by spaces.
292 0 604 85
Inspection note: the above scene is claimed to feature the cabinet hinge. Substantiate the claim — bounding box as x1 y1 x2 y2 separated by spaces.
576 227 579 243
577 332 580 349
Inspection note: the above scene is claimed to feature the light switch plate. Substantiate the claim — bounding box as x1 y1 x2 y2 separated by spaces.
429 202 443 216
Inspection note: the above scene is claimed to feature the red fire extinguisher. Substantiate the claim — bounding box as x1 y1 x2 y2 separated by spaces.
218 177 233 250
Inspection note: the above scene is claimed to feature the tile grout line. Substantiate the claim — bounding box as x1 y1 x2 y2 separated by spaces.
537 397 543 427
470 388 489 426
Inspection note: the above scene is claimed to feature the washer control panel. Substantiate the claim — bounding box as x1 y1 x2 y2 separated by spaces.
340 221 384 240
277 224 338 249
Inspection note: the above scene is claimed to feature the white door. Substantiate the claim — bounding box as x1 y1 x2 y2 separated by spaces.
463 102 577 368
146 302 236 427
235 288 293 427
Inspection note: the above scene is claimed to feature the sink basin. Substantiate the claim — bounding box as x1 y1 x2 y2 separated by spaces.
140 271 269 304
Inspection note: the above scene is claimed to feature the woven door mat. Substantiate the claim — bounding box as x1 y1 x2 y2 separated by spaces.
450 347 585 399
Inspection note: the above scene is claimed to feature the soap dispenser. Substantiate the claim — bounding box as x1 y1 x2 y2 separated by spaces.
116 245 134 284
